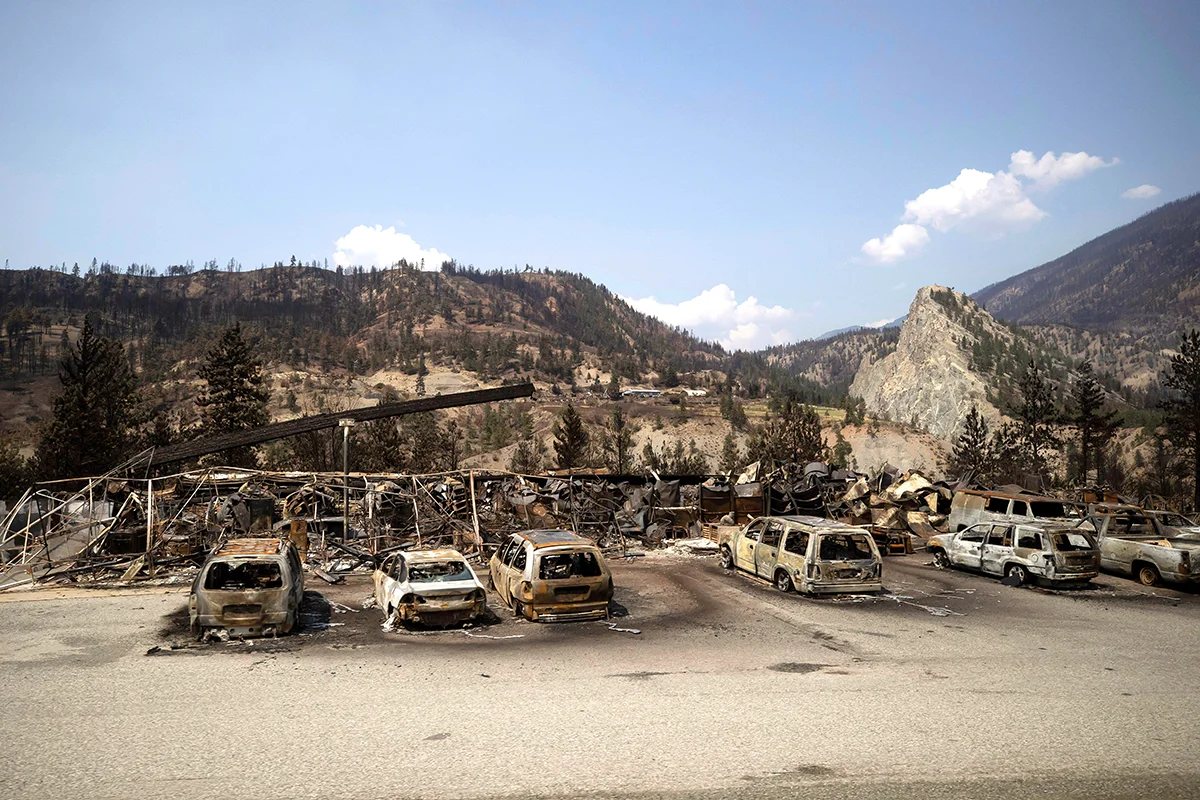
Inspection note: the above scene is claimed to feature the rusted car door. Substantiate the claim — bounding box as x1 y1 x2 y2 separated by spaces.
501 543 529 606
737 520 764 571
952 525 986 570
981 525 1013 576
491 540 514 604
374 554 396 609
781 526 811 569
756 520 784 579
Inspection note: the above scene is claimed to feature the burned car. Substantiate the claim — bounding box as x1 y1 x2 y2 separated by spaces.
718 515 883 595
189 538 305 637
373 548 488 627
927 522 1099 586
948 489 1083 532
488 530 613 622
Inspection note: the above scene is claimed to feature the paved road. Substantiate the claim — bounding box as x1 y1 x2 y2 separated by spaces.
0 552 1197 799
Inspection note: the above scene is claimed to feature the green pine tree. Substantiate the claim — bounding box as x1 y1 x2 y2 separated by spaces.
948 404 991 481
552 402 590 469
36 318 142 479
719 431 742 475
197 323 270 468
1070 359 1121 485
1163 329 1200 511
601 407 637 473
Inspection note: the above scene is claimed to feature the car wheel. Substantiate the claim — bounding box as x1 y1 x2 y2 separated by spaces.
932 550 951 569
1005 563 1028 586
719 547 734 570
1136 563 1161 587
487 572 495 590
775 570 794 593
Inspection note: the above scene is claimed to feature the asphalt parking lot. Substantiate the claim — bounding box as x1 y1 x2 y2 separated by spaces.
1 551 1197 800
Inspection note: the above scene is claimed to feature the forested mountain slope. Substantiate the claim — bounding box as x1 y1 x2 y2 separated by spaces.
975 192 1200 392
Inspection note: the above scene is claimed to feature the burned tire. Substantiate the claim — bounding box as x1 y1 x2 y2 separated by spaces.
932 550 951 569
719 547 735 570
512 599 525 619
775 570 794 593
1135 563 1161 587
1005 563 1028 586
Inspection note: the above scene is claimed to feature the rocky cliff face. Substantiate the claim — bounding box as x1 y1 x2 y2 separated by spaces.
849 286 1002 441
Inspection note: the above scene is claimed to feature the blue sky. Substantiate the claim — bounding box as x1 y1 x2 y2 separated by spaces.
2 1 1198 348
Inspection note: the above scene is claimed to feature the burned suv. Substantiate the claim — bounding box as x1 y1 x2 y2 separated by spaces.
719 515 883 595
488 530 613 622
189 538 305 637
927 522 1098 586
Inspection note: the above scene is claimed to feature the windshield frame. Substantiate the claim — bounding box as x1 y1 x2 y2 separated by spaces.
406 560 474 584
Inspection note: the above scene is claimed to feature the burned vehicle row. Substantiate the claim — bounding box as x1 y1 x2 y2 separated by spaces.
489 530 614 621
189 538 305 637
927 523 1099 586
373 549 488 627
719 515 883 594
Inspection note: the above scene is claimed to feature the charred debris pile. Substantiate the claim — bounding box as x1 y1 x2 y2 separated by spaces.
0 459 956 592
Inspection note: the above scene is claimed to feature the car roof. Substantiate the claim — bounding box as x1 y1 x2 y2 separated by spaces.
765 515 869 534
958 489 1066 503
512 529 596 548
214 537 286 557
403 549 465 562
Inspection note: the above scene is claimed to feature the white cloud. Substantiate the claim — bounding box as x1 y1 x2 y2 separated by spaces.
1122 184 1161 199
332 225 451 270
863 317 896 328
624 284 798 350
1009 150 1118 189
861 223 930 264
903 168 1045 233
860 148 1118 263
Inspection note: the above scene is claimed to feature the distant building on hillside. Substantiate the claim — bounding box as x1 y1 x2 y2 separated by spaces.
621 388 662 399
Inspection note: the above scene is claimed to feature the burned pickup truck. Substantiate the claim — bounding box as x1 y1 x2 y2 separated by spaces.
189 538 305 637
718 515 883 595
1088 512 1200 587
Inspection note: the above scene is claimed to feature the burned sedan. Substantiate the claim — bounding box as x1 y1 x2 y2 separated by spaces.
373 549 488 627
927 522 1099 586
189 538 305 637
719 515 883 595
488 530 613 622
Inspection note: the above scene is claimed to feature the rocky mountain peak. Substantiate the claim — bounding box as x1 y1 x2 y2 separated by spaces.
849 286 1004 440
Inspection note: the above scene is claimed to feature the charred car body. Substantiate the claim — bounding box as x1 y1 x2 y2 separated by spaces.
1088 512 1200 587
488 530 613 622
373 548 488 627
927 522 1099 586
948 489 1082 533
189 538 305 637
719 515 883 594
